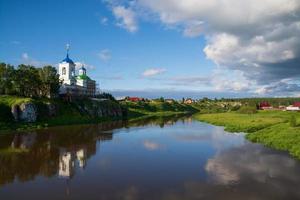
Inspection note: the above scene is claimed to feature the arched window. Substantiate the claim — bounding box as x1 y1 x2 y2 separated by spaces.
62 67 66 75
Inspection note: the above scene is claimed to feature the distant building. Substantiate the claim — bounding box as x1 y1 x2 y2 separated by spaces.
259 102 273 110
286 102 300 111
184 98 194 104
165 99 175 103
126 97 144 102
59 46 96 97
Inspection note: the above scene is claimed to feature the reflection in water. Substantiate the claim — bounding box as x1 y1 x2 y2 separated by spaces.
1 115 300 200
0 115 185 186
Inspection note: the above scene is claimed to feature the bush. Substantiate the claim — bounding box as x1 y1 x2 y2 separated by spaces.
290 115 297 127
238 106 257 114
0 104 13 122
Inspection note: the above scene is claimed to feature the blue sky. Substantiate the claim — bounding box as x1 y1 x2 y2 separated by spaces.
1 0 300 98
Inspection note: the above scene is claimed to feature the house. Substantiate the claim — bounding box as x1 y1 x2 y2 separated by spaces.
184 98 194 104
259 102 273 110
126 97 145 102
286 102 300 111
59 46 96 97
165 99 175 103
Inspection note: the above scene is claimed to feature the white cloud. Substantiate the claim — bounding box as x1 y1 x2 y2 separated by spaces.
22 53 29 60
74 62 95 70
108 0 300 95
100 17 108 25
112 6 138 32
183 20 204 38
98 49 112 61
142 68 166 77
21 53 47 67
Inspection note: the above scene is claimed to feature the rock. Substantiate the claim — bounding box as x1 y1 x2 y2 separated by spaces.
18 103 37 122
11 105 19 121
47 103 57 117
77 100 123 118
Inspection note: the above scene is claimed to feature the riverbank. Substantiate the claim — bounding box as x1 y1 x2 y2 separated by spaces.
194 111 300 159
0 95 198 132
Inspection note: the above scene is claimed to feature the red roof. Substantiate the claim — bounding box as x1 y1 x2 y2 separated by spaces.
293 102 300 107
259 102 271 107
127 97 142 102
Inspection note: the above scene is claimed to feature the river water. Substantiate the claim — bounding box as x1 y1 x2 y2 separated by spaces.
1 115 300 200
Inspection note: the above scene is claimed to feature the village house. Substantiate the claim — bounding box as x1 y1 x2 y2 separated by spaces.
165 99 175 103
126 97 145 102
259 102 273 110
286 102 300 111
184 98 195 104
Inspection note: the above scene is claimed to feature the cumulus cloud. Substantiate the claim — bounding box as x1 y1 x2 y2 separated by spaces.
166 69 252 92
142 68 166 77
74 62 95 70
112 6 138 32
98 49 112 61
255 80 300 96
21 53 48 67
108 0 300 95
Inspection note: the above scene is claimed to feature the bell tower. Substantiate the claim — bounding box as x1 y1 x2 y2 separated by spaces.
59 44 76 85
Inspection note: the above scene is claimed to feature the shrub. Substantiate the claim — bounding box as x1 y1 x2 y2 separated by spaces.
238 106 257 114
290 115 297 127
0 104 13 122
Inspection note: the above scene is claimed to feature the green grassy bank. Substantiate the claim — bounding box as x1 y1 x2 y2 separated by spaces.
0 95 124 132
120 100 198 118
0 95 198 132
194 111 300 159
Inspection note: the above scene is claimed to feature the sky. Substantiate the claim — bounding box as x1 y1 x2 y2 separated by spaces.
0 0 300 99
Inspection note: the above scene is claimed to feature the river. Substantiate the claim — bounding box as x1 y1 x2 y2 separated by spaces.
0 115 300 200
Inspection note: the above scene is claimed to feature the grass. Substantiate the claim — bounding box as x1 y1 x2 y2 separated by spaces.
121 100 198 118
0 95 124 132
0 96 197 132
0 95 32 106
194 111 300 159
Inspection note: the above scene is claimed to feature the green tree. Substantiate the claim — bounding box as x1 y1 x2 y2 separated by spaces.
38 66 60 98
13 65 41 97
0 63 15 95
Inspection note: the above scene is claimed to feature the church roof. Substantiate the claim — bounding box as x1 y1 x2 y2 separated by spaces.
77 74 91 80
62 53 74 64
79 66 86 71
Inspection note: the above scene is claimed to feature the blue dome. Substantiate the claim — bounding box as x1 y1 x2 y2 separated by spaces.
79 66 86 71
61 53 74 64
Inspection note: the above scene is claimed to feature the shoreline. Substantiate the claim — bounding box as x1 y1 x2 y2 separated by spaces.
0 111 193 133
193 111 300 160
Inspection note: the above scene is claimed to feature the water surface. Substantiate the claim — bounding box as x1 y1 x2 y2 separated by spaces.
1 115 300 200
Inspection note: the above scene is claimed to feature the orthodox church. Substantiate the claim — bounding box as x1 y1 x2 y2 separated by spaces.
58 47 96 97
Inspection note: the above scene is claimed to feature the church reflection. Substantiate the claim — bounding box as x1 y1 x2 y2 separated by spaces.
0 115 186 185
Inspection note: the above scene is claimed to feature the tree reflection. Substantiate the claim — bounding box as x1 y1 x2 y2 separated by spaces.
0 115 187 186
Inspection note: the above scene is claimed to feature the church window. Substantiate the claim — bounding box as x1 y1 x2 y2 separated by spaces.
62 67 66 75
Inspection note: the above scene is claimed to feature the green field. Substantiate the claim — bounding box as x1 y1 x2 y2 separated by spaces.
194 111 300 159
